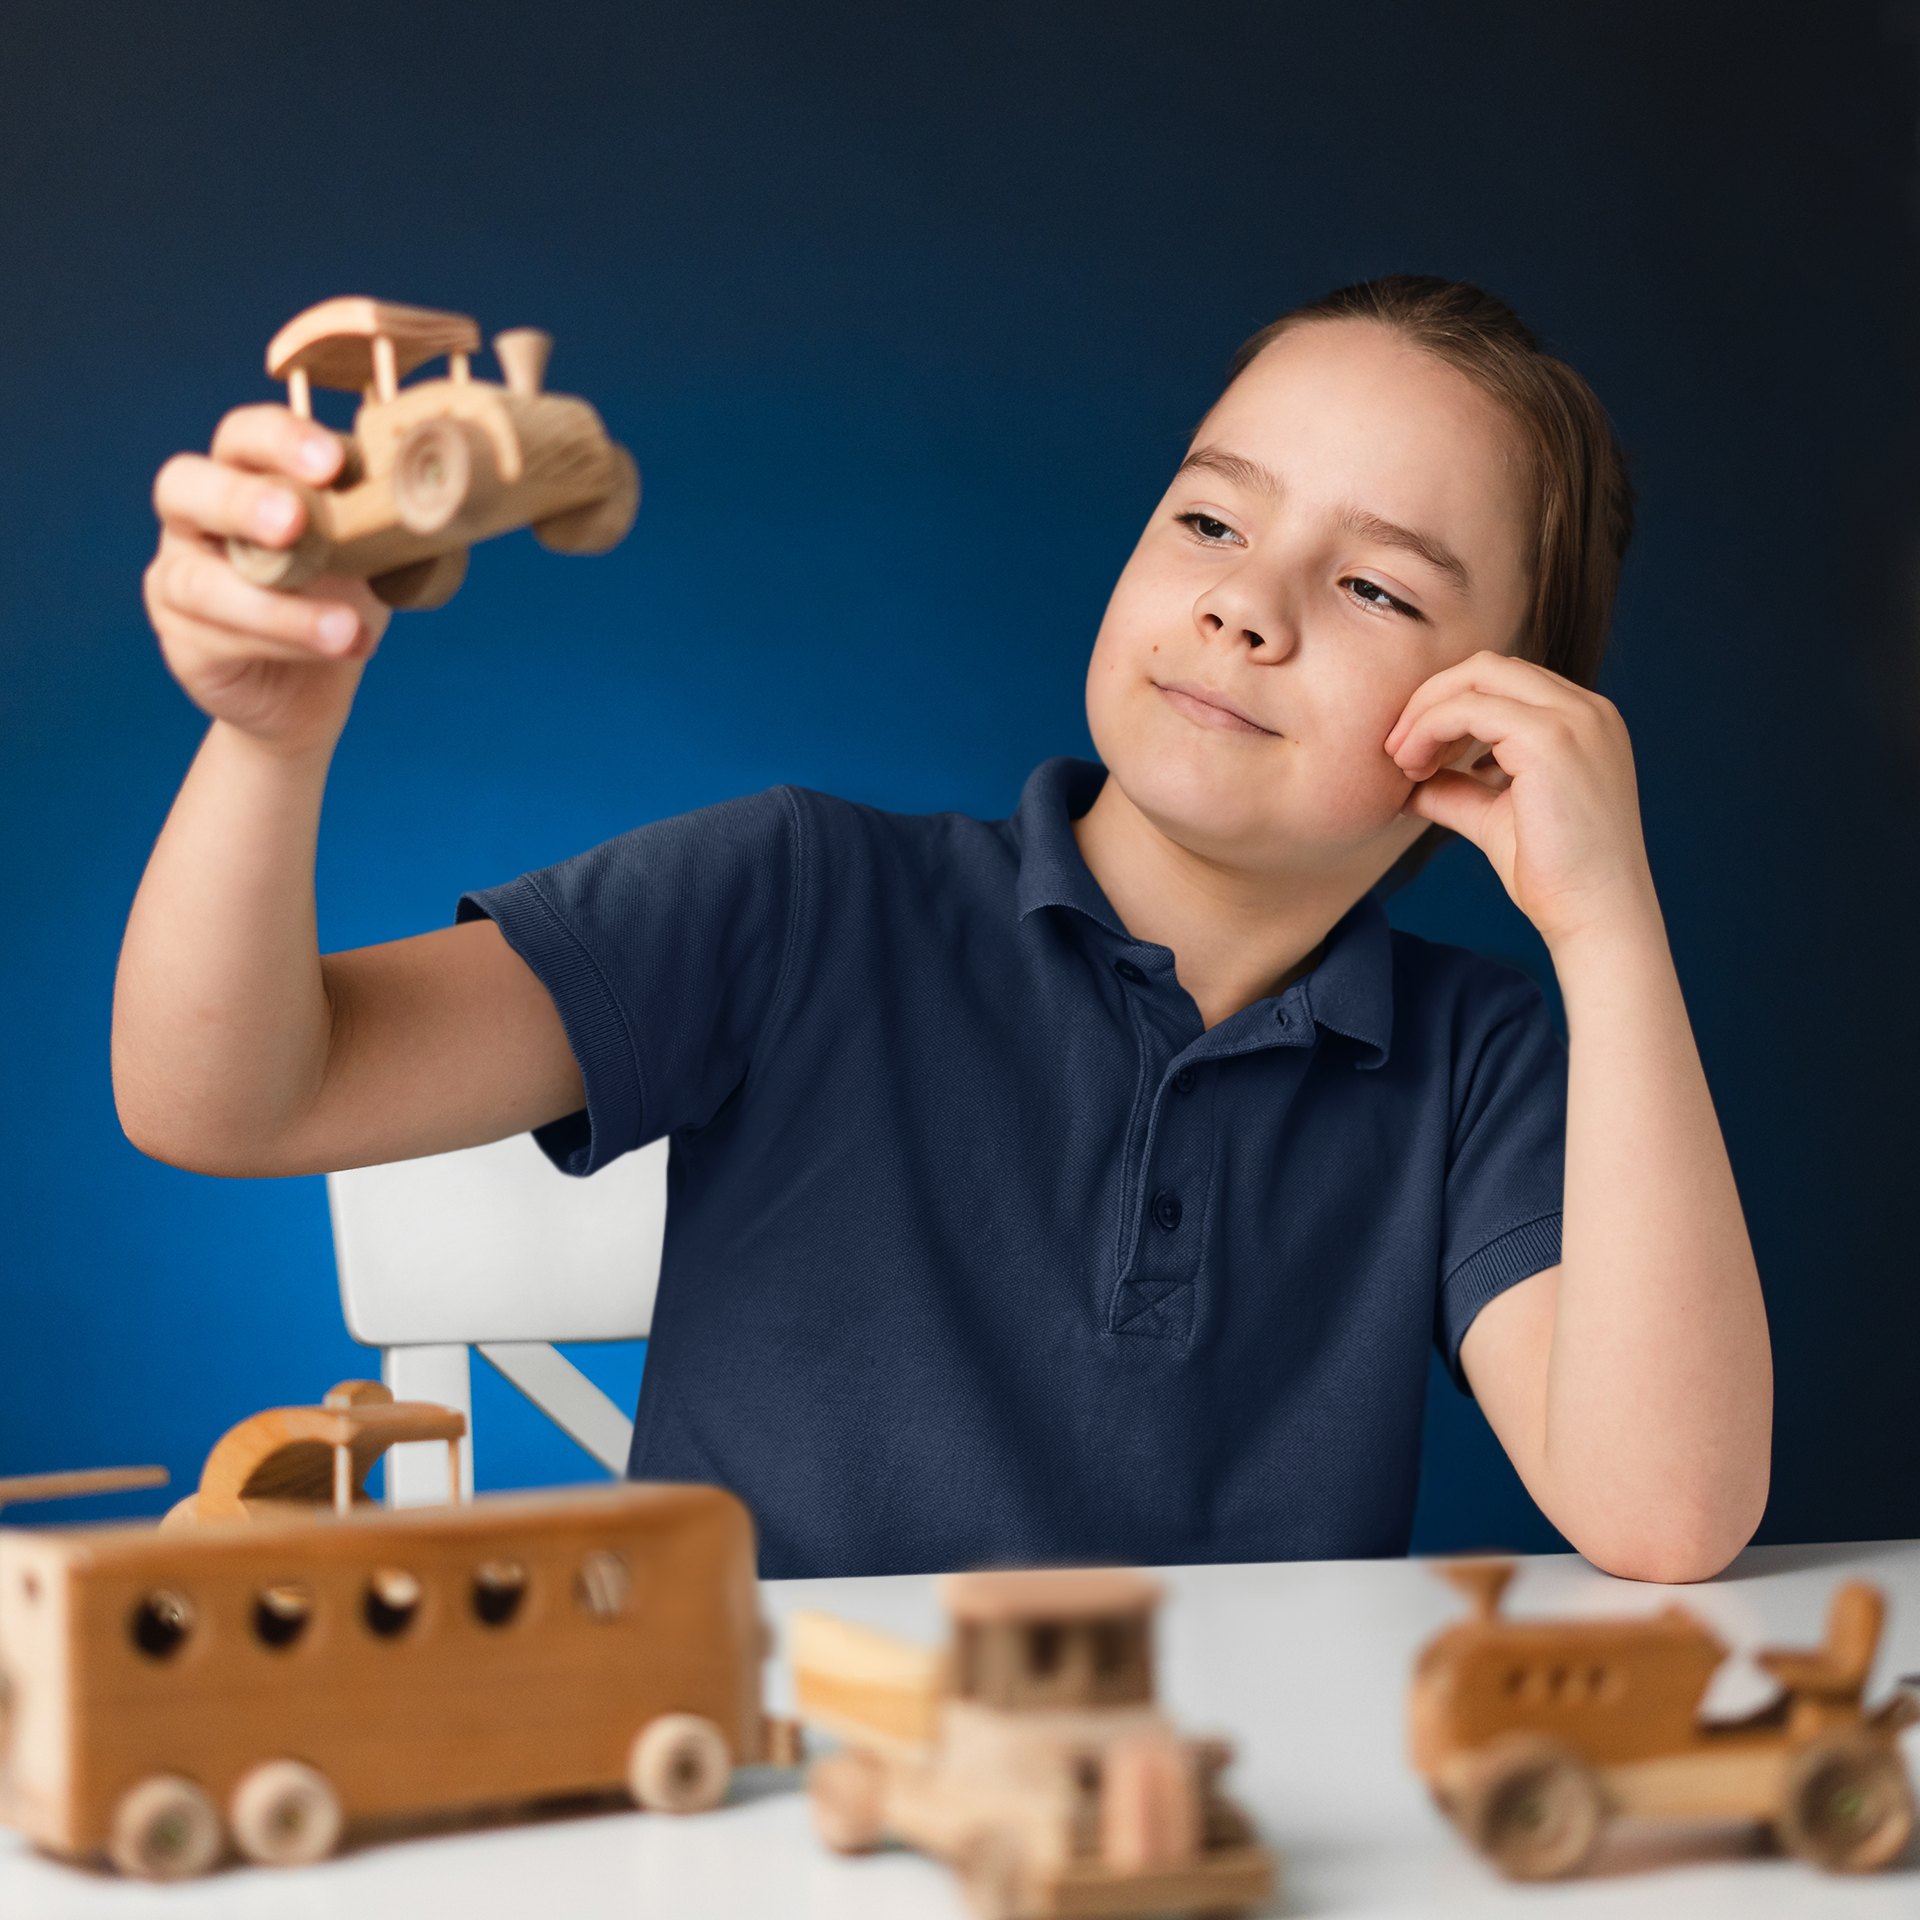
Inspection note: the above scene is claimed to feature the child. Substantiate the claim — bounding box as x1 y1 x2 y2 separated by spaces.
118 277 1771 1582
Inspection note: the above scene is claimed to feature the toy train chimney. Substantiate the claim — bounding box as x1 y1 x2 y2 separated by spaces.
494 329 552 396
1437 1559 1517 1621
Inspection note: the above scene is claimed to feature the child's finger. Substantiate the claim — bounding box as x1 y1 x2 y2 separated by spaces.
1385 652 1577 755
1390 689 1562 782
153 454 309 550
208 404 345 484
148 540 363 656
1402 766 1506 842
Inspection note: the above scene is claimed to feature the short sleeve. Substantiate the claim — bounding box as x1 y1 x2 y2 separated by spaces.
1434 972 1568 1391
458 788 801 1177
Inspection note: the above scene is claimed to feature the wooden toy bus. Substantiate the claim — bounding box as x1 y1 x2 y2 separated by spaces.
0 1480 789 1879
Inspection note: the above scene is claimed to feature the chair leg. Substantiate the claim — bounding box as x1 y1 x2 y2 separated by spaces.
381 1345 475 1506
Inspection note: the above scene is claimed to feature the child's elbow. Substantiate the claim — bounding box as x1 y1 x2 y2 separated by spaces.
1567 1473 1770 1586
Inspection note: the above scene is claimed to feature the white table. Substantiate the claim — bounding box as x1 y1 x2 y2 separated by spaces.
4 1540 1918 1916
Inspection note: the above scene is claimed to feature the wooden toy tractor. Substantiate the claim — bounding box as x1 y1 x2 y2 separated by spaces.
225 296 638 611
794 1567 1274 1919
1410 1561 1919 1879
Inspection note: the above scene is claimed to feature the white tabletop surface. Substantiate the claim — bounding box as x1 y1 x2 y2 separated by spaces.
4 1538 1918 1917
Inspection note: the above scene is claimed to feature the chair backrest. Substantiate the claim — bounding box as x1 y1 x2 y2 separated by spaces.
326 1133 669 1503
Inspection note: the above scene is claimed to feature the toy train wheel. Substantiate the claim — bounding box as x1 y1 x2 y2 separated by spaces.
229 1758 344 1867
627 1712 731 1813
1778 1736 1914 1872
1443 1734 1603 1881
370 547 469 610
107 1774 223 1880
534 446 640 555
808 1749 886 1853
393 419 499 536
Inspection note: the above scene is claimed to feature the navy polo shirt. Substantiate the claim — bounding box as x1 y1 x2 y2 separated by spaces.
460 758 1566 1578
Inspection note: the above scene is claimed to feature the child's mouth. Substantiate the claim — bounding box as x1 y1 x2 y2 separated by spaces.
1152 679 1277 736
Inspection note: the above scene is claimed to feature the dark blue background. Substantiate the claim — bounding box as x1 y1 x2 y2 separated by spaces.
2 1 1913 1555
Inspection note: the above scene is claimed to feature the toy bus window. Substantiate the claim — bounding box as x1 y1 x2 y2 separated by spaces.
364 1567 423 1638
131 1588 195 1659
1028 1622 1065 1677
1092 1620 1130 1676
253 1583 314 1649
576 1550 630 1620
473 1560 528 1627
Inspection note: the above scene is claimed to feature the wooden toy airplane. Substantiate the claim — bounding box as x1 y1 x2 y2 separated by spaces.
224 296 639 611
1411 1559 1919 1878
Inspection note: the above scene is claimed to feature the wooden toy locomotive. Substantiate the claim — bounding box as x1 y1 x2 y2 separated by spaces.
224 295 639 611
0 1387 791 1880
1411 1560 1919 1879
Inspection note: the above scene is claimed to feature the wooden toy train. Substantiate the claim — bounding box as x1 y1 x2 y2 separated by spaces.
1411 1559 1919 1878
224 295 639 611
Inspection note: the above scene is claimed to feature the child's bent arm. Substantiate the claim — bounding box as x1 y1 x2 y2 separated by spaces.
114 719 584 1177
1457 908 1772 1583
115 408 585 1177
1391 654 1771 1583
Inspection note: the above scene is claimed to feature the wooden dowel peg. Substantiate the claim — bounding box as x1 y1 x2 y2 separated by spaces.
0 1465 169 1512
372 334 398 402
287 368 311 419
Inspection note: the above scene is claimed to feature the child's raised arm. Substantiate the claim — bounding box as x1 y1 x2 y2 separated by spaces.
114 405 583 1177
1388 653 1772 1582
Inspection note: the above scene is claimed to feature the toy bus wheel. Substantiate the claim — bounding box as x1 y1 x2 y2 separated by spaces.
808 1749 886 1853
628 1712 731 1813
1445 1735 1603 1881
230 1758 344 1867
393 420 498 536
1779 1736 1915 1872
107 1774 223 1880
370 547 469 611
534 446 640 555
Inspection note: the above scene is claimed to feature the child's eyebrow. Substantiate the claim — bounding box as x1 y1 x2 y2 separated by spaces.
1333 505 1473 594
1177 445 1283 497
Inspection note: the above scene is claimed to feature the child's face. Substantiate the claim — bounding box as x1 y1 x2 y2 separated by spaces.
1086 319 1535 877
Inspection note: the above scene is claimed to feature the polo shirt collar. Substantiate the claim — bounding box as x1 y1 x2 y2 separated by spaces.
1012 756 1395 1068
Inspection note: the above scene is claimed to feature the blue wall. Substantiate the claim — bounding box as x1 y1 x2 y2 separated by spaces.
2 1 1914 1553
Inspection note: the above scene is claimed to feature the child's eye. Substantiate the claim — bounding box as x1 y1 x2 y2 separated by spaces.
1174 511 1244 546
1340 575 1422 621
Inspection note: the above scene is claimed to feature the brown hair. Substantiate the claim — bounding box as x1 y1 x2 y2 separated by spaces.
1223 275 1635 887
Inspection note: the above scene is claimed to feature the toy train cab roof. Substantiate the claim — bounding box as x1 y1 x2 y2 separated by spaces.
941 1568 1163 1713
268 297 482 398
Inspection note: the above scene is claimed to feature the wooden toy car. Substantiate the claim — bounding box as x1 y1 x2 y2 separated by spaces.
0 1386 797 1879
224 295 639 611
794 1567 1274 1920
1410 1560 1920 1879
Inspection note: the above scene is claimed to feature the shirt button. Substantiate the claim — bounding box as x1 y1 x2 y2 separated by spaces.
1173 1067 1195 1095
1274 1007 1289 1027
1113 958 1147 985
1151 1190 1183 1232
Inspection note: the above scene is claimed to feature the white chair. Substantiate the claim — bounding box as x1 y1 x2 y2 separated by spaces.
327 1132 668 1506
